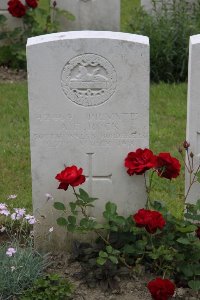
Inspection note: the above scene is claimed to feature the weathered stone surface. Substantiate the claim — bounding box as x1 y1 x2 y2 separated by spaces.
186 34 200 204
0 0 9 10
51 0 120 31
26 31 149 251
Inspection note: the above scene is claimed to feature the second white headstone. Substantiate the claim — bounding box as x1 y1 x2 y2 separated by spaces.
186 35 200 203
51 0 120 31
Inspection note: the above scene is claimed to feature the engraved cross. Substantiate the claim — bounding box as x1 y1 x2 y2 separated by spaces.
86 153 112 195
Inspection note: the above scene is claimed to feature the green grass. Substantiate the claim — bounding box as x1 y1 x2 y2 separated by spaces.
0 82 187 216
121 0 140 32
150 83 187 217
0 82 31 209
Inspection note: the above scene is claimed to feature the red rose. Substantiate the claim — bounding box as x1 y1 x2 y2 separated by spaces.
133 209 166 234
124 148 156 176
147 277 175 300
55 165 86 191
145 211 166 234
133 208 152 227
8 0 26 18
25 0 38 9
155 153 181 180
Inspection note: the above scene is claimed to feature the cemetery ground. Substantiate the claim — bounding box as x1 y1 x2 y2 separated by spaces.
0 75 187 216
1 71 198 300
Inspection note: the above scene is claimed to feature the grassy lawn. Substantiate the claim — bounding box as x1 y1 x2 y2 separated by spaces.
0 82 187 216
0 82 31 209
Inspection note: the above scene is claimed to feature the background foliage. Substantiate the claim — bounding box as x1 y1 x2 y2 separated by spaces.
129 0 200 82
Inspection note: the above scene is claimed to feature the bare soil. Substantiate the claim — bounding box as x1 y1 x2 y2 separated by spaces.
47 253 200 300
0 66 26 82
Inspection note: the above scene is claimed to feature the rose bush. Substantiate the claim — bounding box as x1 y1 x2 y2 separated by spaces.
53 143 200 299
0 0 74 68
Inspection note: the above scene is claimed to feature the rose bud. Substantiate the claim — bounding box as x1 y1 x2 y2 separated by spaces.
190 152 194 158
183 140 190 150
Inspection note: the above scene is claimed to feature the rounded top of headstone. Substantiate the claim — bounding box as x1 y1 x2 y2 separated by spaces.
190 35 200 45
27 31 149 47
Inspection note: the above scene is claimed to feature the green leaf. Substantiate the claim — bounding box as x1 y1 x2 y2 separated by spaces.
109 255 118 264
80 218 89 227
68 216 76 225
195 171 200 184
54 202 66 211
106 245 113 254
196 199 200 210
79 188 89 199
193 265 200 276
176 224 197 233
188 280 200 291
57 217 68 226
177 237 191 245
67 224 76 232
105 202 117 215
113 216 126 226
77 188 98 204
0 14 6 25
184 213 200 221
69 202 77 215
112 249 120 255
96 257 107 265
123 244 136 254
99 251 108 258
93 223 104 229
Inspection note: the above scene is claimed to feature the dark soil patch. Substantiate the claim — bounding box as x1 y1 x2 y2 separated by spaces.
0 66 26 82
46 253 200 300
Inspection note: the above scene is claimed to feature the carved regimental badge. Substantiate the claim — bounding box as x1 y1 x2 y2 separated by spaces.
61 54 117 107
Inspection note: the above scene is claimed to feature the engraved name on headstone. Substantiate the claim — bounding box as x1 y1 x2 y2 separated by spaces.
27 31 149 251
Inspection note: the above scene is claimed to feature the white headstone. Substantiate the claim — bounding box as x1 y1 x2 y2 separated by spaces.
27 31 149 251
51 0 120 31
186 34 200 204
